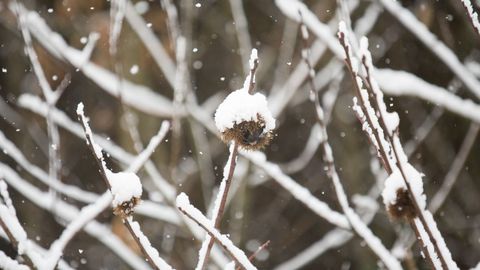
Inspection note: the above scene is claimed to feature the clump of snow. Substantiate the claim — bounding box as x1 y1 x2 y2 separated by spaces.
107 171 142 207
382 164 425 210
382 169 405 207
214 89 275 133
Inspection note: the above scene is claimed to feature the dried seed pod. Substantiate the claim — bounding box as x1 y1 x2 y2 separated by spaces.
220 114 274 150
214 89 276 150
386 188 417 220
113 197 141 218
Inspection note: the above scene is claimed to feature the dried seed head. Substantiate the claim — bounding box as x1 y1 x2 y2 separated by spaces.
221 114 273 150
386 188 417 220
214 89 276 150
113 196 141 218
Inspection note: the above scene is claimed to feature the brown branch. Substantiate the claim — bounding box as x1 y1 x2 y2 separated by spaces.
199 142 239 269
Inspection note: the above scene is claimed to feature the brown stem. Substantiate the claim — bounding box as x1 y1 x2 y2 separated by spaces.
124 219 160 270
199 142 239 269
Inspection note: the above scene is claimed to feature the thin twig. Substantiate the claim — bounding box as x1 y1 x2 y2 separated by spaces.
235 240 271 270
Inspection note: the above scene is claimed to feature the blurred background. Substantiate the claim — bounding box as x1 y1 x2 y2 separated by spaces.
0 0 480 269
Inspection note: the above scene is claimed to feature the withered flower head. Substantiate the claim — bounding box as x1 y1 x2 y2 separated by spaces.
214 89 276 150
220 114 274 150
113 197 141 218
386 188 417 220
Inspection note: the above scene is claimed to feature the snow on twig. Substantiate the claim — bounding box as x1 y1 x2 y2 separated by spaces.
176 193 257 270
460 0 480 37
0 128 178 224
17 94 229 267
77 103 174 270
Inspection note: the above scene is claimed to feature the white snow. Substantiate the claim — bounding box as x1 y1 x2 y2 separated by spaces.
129 64 139 74
176 193 257 270
77 103 104 160
414 218 443 269
359 36 399 136
107 171 142 207
382 168 405 207
0 180 14 215
214 89 275 133
423 211 459 270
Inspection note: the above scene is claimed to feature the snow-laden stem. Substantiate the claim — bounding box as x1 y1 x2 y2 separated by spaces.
460 0 480 37
77 103 172 270
338 23 458 269
196 142 239 270
300 21 402 270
